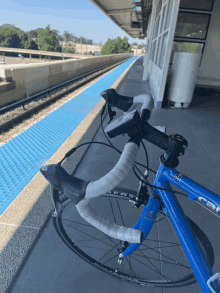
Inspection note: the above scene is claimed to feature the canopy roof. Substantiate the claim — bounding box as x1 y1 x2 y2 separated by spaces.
90 0 152 39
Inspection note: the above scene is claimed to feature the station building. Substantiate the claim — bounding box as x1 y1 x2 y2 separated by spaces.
90 0 220 109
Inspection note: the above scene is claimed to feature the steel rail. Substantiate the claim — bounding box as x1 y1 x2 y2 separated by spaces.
0 58 131 131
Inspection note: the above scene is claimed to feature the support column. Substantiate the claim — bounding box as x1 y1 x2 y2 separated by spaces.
29 54 31 62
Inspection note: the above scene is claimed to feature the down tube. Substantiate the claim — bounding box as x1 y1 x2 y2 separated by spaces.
153 165 219 293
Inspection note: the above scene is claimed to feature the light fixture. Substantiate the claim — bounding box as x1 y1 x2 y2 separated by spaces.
18 53 27 64
18 54 24 59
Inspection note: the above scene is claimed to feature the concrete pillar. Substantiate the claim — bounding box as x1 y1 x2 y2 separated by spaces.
29 54 31 62
3 53 5 62
40 55 41 60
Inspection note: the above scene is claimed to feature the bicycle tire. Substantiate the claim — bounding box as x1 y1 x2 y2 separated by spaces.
52 187 214 288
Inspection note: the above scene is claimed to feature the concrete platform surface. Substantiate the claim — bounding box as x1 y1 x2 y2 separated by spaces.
8 57 220 293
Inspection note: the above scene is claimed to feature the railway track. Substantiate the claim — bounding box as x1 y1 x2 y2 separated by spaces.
0 58 131 146
0 58 129 131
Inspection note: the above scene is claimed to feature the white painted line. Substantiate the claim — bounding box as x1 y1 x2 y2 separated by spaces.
0 222 40 230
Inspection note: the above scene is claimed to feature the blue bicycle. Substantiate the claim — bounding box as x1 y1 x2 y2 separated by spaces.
40 89 220 292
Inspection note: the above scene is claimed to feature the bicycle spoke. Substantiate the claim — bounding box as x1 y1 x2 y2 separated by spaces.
125 255 137 278
102 253 119 266
154 216 167 224
63 222 116 248
142 238 180 245
109 198 123 246
132 252 190 268
140 243 191 269
62 218 97 229
128 256 132 276
130 254 173 281
140 244 180 250
154 213 161 221
75 238 118 244
97 241 121 263
102 233 120 247
62 218 119 247
138 248 170 282
78 246 116 251
116 198 125 226
109 198 117 223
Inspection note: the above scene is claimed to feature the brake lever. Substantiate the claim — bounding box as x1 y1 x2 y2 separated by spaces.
107 104 116 124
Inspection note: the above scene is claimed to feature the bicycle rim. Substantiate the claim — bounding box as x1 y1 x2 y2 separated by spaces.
53 187 214 288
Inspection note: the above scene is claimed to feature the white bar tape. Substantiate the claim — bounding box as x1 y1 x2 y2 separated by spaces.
76 142 142 243
76 198 142 243
84 142 138 199
133 94 154 113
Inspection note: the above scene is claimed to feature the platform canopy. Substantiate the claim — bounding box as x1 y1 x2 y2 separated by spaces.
90 0 152 39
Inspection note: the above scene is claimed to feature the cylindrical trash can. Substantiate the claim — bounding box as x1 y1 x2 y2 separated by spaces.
167 52 200 108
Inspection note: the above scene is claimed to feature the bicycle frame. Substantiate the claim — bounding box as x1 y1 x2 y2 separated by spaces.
121 163 220 293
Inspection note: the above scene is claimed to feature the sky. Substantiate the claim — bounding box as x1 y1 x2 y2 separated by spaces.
0 0 145 45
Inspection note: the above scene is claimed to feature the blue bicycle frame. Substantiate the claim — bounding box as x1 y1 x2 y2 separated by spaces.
121 163 220 293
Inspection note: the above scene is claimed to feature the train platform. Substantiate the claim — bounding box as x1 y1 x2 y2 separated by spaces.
1 56 220 293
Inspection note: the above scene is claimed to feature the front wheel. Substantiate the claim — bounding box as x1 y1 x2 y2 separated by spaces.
53 187 214 288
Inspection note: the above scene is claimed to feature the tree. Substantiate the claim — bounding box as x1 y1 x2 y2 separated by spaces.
116 37 124 53
120 37 132 53
57 35 64 42
0 25 38 50
81 37 88 44
1 23 22 31
38 25 62 52
101 38 118 55
87 39 93 45
62 30 75 43
182 42 199 53
101 37 132 55
27 28 44 38
51 30 64 42
62 43 75 54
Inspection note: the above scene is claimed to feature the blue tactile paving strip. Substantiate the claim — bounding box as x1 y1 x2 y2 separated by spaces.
0 56 139 216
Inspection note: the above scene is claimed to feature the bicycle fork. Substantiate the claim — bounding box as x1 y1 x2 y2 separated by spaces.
118 195 160 260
